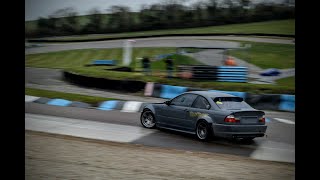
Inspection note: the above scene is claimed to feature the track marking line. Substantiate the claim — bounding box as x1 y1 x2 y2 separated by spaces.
25 95 40 102
273 118 295 125
25 113 155 143
121 101 143 113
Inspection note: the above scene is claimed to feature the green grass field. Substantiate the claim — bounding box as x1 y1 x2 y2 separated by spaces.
275 76 295 88
25 46 295 94
26 47 178 70
27 19 294 41
228 41 295 69
25 42 295 70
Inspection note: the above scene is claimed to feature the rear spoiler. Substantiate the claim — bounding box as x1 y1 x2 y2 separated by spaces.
231 110 265 115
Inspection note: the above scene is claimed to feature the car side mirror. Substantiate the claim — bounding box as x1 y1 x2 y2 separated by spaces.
164 101 171 105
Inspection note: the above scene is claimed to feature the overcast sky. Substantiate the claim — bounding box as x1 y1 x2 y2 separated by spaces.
25 0 290 21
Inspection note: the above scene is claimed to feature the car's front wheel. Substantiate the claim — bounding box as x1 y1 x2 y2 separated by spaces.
196 120 211 141
140 110 156 129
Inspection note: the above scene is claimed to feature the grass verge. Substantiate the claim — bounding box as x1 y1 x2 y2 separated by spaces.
25 88 117 104
275 76 295 88
228 41 295 69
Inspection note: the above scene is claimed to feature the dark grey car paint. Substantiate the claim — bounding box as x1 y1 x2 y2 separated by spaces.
142 91 267 138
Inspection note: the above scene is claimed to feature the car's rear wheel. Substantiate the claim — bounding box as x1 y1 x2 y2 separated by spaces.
196 120 211 141
140 110 156 128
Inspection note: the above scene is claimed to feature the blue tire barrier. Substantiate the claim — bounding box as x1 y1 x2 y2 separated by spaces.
97 100 119 110
47 99 72 107
215 73 247 77
91 60 116 66
144 83 295 112
279 94 295 112
160 85 188 99
34 97 51 104
177 65 247 82
216 79 247 83
216 66 248 82
217 66 248 71
26 95 154 112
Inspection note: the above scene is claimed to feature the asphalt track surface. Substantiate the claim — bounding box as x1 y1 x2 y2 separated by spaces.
25 102 295 163
25 36 294 55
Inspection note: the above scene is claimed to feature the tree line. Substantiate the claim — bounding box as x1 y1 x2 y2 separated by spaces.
26 0 295 38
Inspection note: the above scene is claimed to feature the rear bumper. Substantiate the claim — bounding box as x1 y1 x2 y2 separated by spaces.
212 123 267 138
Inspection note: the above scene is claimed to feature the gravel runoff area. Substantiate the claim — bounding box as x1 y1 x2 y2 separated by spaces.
25 130 295 180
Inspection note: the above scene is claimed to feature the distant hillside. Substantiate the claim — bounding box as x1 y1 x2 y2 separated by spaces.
27 19 295 42
26 3 294 38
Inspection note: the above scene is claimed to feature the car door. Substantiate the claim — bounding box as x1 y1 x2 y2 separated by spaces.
161 93 197 131
187 95 211 130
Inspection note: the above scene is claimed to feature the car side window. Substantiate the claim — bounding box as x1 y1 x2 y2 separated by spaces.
171 94 197 107
192 96 211 109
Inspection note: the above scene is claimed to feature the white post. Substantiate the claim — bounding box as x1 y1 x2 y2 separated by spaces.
122 40 136 66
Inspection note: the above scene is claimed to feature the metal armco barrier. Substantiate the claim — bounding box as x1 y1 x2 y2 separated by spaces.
177 65 247 82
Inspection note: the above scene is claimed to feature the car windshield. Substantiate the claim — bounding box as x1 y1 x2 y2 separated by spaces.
212 97 251 110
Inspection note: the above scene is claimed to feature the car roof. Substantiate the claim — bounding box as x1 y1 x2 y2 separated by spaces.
185 91 236 98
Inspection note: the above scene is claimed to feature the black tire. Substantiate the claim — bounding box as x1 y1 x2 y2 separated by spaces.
196 120 212 141
140 110 156 129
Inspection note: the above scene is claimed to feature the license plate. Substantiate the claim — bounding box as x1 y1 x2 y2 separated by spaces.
241 117 258 124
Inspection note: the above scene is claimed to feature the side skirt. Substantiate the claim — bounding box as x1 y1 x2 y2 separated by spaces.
156 123 196 135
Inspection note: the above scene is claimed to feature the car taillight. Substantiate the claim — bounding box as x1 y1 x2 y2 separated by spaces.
259 115 265 123
224 115 240 123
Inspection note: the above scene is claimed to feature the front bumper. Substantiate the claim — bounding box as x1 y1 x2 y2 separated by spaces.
212 123 267 138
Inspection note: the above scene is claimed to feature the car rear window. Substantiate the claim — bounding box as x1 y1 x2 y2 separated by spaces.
212 97 251 110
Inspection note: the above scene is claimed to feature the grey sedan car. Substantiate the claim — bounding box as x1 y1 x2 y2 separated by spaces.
140 91 267 141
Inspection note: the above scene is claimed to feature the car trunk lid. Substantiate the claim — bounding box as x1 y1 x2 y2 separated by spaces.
231 110 265 125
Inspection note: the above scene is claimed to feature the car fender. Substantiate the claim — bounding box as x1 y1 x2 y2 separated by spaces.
195 113 213 125
141 103 156 114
